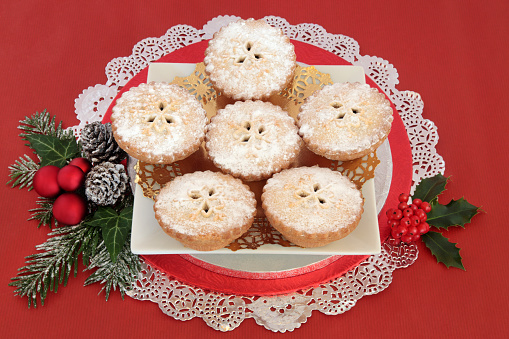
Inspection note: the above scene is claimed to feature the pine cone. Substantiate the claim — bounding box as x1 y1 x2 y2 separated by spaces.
85 162 128 206
81 122 126 164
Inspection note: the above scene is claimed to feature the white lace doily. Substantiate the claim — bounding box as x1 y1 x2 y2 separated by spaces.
73 15 445 333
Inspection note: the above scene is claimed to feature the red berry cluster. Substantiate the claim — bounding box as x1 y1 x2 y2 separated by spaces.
387 193 432 244
33 158 92 225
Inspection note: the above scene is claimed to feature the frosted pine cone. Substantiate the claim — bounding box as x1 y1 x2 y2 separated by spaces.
85 162 128 206
81 122 126 164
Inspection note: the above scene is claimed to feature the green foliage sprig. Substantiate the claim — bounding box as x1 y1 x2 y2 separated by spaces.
8 111 140 308
9 224 101 308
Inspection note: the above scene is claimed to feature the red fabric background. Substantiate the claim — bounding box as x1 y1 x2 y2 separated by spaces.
1 1 508 338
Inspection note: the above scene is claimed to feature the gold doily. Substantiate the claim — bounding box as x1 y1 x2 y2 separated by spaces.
135 63 379 250
226 217 296 251
331 152 380 188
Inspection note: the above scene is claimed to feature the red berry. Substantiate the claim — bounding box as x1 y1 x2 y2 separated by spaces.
391 225 408 239
407 226 418 236
402 208 414 218
398 202 409 210
69 157 92 174
417 222 430 235
412 234 421 242
398 193 409 203
415 209 427 220
387 208 403 220
391 229 401 239
33 165 61 198
400 217 411 228
389 237 401 245
412 198 422 207
410 215 421 227
52 193 86 225
409 204 419 212
401 235 413 243
395 225 408 237
388 219 400 228
421 201 432 213
57 165 85 192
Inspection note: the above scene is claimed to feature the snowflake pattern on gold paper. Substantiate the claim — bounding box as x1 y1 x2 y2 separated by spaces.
331 151 380 188
226 217 297 251
135 161 181 199
172 63 217 110
279 66 333 117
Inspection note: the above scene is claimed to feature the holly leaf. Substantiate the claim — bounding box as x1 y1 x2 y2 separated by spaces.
427 198 480 229
25 134 79 167
86 206 133 262
413 174 449 203
421 231 464 270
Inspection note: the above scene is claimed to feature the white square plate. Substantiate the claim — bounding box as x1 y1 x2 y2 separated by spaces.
130 63 381 256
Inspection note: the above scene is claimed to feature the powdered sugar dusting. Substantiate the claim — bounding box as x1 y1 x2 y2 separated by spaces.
205 101 302 180
154 171 256 236
204 18 296 100
298 82 393 156
263 167 363 233
111 82 207 163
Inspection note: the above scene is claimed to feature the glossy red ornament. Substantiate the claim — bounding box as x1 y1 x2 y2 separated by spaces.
57 165 85 192
69 157 92 174
52 193 86 225
33 165 61 198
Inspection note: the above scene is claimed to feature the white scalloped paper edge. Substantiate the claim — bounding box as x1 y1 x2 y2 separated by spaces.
73 15 445 333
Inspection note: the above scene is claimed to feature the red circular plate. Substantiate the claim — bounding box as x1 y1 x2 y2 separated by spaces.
103 40 412 296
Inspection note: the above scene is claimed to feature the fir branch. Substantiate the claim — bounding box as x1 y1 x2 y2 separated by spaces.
84 237 141 301
18 110 75 141
9 224 101 308
7 154 40 190
28 197 57 228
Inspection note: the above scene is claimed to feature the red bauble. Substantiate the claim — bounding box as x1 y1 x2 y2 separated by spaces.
57 165 85 192
33 165 61 198
52 193 86 225
69 157 92 174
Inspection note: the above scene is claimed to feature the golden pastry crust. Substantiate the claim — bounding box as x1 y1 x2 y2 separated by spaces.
153 171 257 251
204 18 296 100
261 166 364 248
111 82 207 164
298 82 393 161
205 100 302 181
